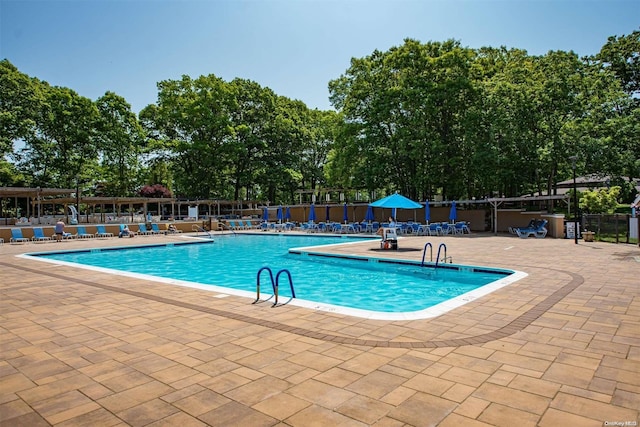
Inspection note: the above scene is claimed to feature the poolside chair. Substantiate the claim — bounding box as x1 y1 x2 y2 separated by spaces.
60 231 75 240
32 227 53 242
427 223 442 236
515 219 548 239
440 223 455 235
95 225 114 238
76 226 95 239
509 219 536 235
151 223 168 235
454 222 471 234
137 223 153 235
10 228 30 244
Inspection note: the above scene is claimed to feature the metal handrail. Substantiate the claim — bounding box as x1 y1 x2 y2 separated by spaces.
421 242 433 266
253 266 276 304
273 269 295 307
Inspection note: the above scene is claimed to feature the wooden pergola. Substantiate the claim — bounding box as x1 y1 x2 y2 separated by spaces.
0 187 75 221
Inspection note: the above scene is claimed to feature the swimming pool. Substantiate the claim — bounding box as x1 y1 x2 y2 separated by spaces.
24 234 526 319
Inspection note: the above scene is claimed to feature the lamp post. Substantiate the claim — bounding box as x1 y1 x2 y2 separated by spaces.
569 156 578 244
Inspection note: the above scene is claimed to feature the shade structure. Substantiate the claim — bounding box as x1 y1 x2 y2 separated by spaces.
325 205 331 222
364 205 374 222
449 201 457 222
262 207 268 222
343 203 349 223
308 204 316 222
277 206 283 223
424 201 431 223
285 206 291 221
369 193 422 209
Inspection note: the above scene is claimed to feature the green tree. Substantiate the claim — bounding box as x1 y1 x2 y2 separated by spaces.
140 74 234 199
18 84 99 188
95 91 145 196
580 186 621 214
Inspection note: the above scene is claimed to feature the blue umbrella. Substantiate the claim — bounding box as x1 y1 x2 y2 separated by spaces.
277 205 283 223
262 207 268 222
308 204 316 222
343 203 349 223
369 193 422 209
325 205 331 222
424 201 431 223
285 206 291 221
364 206 374 222
449 201 457 223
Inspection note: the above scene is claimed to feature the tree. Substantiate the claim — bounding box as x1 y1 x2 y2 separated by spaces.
139 184 172 198
18 84 99 188
580 186 621 214
95 91 145 196
596 29 640 97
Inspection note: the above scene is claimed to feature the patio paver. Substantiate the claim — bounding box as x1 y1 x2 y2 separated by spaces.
1 231 638 426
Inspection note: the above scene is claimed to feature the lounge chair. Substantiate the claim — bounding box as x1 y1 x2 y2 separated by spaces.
509 219 536 235
440 223 455 235
515 219 548 239
151 223 168 235
137 223 153 235
32 227 53 242
10 228 30 244
76 226 95 239
119 224 136 238
427 223 442 236
95 225 114 238
454 222 471 234
60 231 75 240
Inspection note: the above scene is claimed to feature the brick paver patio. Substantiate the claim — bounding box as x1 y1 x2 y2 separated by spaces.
1 231 638 426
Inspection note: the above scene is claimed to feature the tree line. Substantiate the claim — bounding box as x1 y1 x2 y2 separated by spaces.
1 30 638 205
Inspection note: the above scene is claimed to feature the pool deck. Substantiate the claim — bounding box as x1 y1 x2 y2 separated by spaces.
1 231 638 426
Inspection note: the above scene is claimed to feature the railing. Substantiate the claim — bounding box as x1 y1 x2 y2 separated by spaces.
192 224 214 239
253 266 276 304
253 267 296 307
421 242 433 266
435 243 452 267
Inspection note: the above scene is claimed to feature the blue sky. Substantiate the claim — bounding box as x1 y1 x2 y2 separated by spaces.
1 0 638 114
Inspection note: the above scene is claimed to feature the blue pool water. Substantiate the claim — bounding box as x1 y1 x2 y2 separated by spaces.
27 234 519 318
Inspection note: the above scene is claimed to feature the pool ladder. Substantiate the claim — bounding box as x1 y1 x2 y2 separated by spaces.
421 243 451 268
192 225 215 239
253 266 296 307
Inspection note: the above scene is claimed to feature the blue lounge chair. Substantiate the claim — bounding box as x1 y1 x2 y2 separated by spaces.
95 225 114 238
32 227 53 242
454 222 471 234
515 219 548 239
428 223 442 236
76 226 95 239
137 223 153 235
10 228 30 244
151 223 167 234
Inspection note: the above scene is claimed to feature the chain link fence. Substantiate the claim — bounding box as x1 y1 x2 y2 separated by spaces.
583 214 635 244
